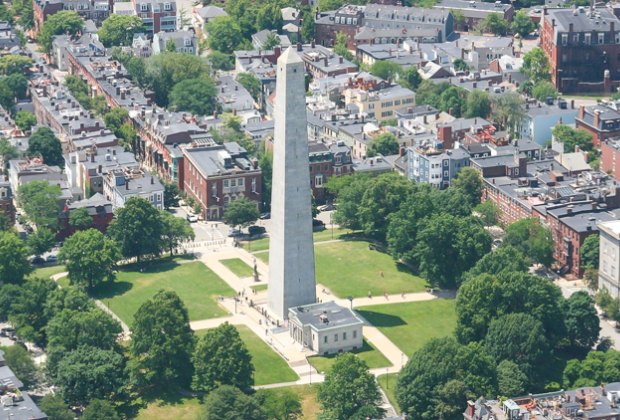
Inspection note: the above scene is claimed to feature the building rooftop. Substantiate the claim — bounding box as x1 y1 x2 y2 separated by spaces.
289 301 364 331
546 6 619 33
183 143 258 178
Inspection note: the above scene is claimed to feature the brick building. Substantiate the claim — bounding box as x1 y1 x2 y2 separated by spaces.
182 142 262 221
57 193 114 239
541 6 620 94
130 0 177 35
576 103 620 146
601 137 620 180
0 180 15 225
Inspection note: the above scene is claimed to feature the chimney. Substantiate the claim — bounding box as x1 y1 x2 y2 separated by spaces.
297 42 302 52
569 23 573 32
571 99 575 109
125 179 129 190
274 45 282 59
552 19 556 27
151 176 154 184
575 145 580 153
543 6 547 14
578 105 585 120
311 40 315 48
594 110 601 128
339 56 343 64
98 164 102 173
91 153 95 163
324 57 328 67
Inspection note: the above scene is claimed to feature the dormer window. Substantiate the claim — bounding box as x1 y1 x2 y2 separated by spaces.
184 38 191 47
140 3 147 11
164 2 171 10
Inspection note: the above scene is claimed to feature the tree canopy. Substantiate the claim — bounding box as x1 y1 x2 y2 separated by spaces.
224 197 259 228
476 13 509 35
552 124 593 153
201 385 267 420
17 181 61 228
169 77 218 116
580 234 599 269
367 132 399 157
369 61 402 81
28 127 64 167
192 322 254 393
98 15 144 47
206 16 244 54
38 11 83 52
503 218 554 266
511 10 536 36
27 227 55 256
522 47 551 85
563 291 600 352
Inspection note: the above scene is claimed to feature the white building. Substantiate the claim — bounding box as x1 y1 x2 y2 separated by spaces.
103 169 164 211
288 301 364 355
599 220 620 298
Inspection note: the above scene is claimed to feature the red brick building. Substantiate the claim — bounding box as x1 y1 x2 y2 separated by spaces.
576 103 620 146
56 193 114 240
0 180 15 226
183 142 262 221
541 6 620 94
601 137 620 180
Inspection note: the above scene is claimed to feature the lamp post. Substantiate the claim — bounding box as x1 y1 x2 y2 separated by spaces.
330 211 334 240
347 295 353 310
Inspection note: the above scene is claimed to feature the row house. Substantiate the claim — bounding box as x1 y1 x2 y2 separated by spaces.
437 117 493 150
407 144 470 189
57 192 114 239
182 142 262 221
32 0 109 36
541 6 620 94
152 30 198 55
0 179 15 225
130 0 177 35
434 0 513 32
343 84 415 123
601 137 620 181
103 169 164 211
575 102 620 146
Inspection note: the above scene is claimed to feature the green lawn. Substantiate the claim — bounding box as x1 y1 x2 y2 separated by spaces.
242 228 355 252
220 258 253 278
378 373 400 414
357 299 457 356
256 240 428 298
308 339 391 373
136 394 201 420
30 265 66 279
251 283 268 292
196 325 298 386
92 260 234 327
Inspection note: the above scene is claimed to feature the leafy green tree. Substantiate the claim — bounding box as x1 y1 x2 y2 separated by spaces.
5 73 29 99
163 182 180 209
300 6 315 42
476 13 509 35
0 231 32 284
59 229 120 290
439 86 468 117
503 217 554 266
450 167 482 208
201 385 267 420
0 283 21 320
103 108 129 134
169 77 218 116
255 388 302 420
511 10 536 36
46 307 121 375
192 322 254 393
108 197 163 263
14 110 36 132
27 127 64 167
27 227 55 256
0 55 32 75
358 173 414 241
224 197 259 228
208 51 235 71
9 277 57 346
367 132 399 157
82 399 121 420
317 353 384 420
236 72 261 102
464 245 529 280
452 58 469 72
532 80 558 101
0 137 18 169
333 31 353 61
206 16 243 53
581 234 599 269
399 66 421 91
56 346 126 406
262 31 280 50
160 211 195 254
0 344 38 388
473 200 500 227
145 52 210 106
39 394 74 420
396 338 497 420
370 61 401 82
415 215 492 288
38 11 83 52
552 124 593 153
256 2 283 32
563 291 600 352
522 47 551 84
98 14 144 47
497 360 528 396
490 92 525 135
414 80 445 109
563 350 620 388
129 290 195 389
18 181 60 228
455 271 565 344
484 313 550 376
259 152 272 211
330 174 373 230
464 90 491 118
165 38 177 52
69 207 92 230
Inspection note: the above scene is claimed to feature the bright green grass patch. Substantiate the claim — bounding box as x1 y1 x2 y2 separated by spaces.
242 228 355 252
135 394 201 420
220 258 253 278
378 373 401 414
196 325 298 386
307 339 391 373
30 265 66 280
251 283 268 292
357 299 456 356
92 261 234 327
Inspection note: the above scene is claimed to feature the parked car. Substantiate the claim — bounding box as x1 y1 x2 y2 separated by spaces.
30 256 45 265
228 229 243 237
259 212 271 220
0 327 15 337
317 203 336 212
312 219 326 231
186 213 198 223
46 254 58 263
248 225 266 237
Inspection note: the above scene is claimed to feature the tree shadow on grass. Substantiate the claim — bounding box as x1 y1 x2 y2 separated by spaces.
91 280 133 300
356 310 407 328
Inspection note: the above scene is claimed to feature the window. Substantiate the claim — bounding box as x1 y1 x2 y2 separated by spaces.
324 336 328 343
251 178 257 193
164 2 171 10
585 33 591 45
140 3 147 11
444 171 448 177
443 160 448 167
599 33 605 44
211 183 217 197
156 193 162 202
230 179 237 187
223 179 229 188
343 332 347 340
238 178 244 187
334 334 338 342
515 168 519 176
353 330 357 339
315 175 323 187
347 17 352 24
561 34 567 46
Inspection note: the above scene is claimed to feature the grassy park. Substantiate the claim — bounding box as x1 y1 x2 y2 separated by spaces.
92 260 235 326
256 240 427 298
136 394 201 420
241 227 354 252
220 258 253 278
196 325 298 386
357 299 457 356
378 373 400 413
30 265 66 280
307 339 391 373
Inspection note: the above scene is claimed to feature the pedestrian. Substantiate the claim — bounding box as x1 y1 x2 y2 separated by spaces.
380 271 384 277
265 328 268 336
384 290 388 300
368 291 372 299
401 292 405 299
